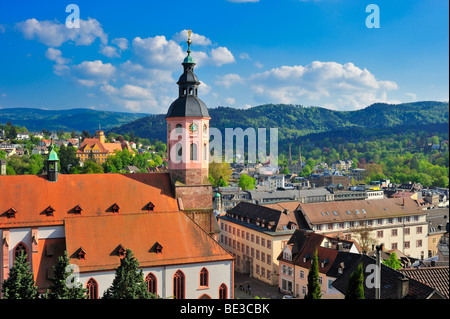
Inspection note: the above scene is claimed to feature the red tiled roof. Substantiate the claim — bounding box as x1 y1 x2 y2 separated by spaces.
0 173 178 228
64 211 234 272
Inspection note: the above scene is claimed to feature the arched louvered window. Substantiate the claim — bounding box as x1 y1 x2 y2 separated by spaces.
219 283 228 299
86 278 98 299
173 270 185 299
145 273 157 295
200 267 209 287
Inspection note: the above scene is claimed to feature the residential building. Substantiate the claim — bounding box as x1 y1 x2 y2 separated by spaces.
0 159 6 175
258 174 285 189
277 229 361 298
218 202 300 285
426 208 449 258
296 197 430 259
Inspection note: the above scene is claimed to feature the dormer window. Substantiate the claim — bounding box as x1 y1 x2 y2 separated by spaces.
73 205 83 214
45 206 55 216
78 248 87 260
118 245 126 258
112 203 120 214
6 207 18 218
147 202 155 212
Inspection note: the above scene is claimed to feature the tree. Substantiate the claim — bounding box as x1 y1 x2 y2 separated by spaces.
58 145 79 174
46 251 87 299
305 248 321 299
382 252 402 270
80 160 104 174
239 174 256 191
345 262 365 299
1 250 39 299
209 161 232 187
103 249 156 299
352 224 377 253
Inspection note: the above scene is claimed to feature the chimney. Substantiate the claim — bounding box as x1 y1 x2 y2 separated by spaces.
397 277 409 299
284 209 289 215
402 198 405 206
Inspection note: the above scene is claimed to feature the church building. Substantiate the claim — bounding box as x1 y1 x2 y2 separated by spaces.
0 32 233 299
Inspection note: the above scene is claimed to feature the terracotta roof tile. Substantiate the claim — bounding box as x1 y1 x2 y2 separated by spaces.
398 267 449 299
65 211 233 272
0 173 178 228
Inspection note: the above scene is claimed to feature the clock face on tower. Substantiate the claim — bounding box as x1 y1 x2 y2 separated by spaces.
189 123 198 133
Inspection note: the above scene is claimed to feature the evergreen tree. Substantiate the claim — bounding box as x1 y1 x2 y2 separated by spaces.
305 248 322 299
1 250 39 299
103 249 155 299
46 251 87 299
345 262 365 299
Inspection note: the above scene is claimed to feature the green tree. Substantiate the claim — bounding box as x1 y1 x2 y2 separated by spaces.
1 250 39 299
239 174 256 190
209 161 232 187
305 248 321 299
58 145 79 174
103 249 156 299
345 262 365 299
46 251 87 299
81 160 104 174
382 252 402 270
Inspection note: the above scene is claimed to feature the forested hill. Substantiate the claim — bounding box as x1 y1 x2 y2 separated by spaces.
0 108 148 133
107 101 449 142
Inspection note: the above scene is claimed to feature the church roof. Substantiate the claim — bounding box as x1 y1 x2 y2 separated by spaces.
0 173 178 228
64 211 233 272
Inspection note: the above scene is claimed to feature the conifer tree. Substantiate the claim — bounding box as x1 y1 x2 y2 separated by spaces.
345 262 365 299
305 248 322 299
46 251 87 299
1 250 39 299
103 249 155 299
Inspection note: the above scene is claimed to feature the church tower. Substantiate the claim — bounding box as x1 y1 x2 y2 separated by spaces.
166 30 216 235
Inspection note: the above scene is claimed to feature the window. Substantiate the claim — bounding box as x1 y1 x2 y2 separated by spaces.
416 226 422 234
219 284 228 299
267 240 272 249
175 143 182 162
391 243 398 250
190 143 197 161
405 228 410 235
145 273 157 295
86 278 98 299
404 241 410 249
200 268 209 287
14 243 28 262
416 240 422 248
173 270 185 299
392 229 398 237
267 255 271 265
261 238 265 247
377 231 383 238
175 124 182 133
300 270 304 279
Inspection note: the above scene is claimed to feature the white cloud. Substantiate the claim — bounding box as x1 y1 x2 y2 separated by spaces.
71 60 116 86
45 48 70 65
16 18 107 47
215 73 244 88
132 35 185 70
112 37 129 51
405 92 418 101
100 45 120 58
224 97 236 105
210 47 235 66
239 52 251 60
173 30 212 46
249 61 398 109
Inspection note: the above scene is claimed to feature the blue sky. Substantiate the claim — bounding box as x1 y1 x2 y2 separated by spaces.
0 0 448 114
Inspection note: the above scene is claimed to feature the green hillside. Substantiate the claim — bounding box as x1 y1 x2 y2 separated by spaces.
0 108 148 133
108 101 449 142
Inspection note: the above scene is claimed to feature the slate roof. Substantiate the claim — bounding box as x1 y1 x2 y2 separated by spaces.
166 95 210 118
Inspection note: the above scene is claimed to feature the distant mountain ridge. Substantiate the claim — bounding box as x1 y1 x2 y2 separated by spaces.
107 101 449 142
0 107 148 133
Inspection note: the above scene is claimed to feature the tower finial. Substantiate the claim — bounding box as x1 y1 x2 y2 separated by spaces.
187 29 192 52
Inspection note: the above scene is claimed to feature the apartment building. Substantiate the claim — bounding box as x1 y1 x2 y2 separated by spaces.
296 197 429 259
218 202 299 285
